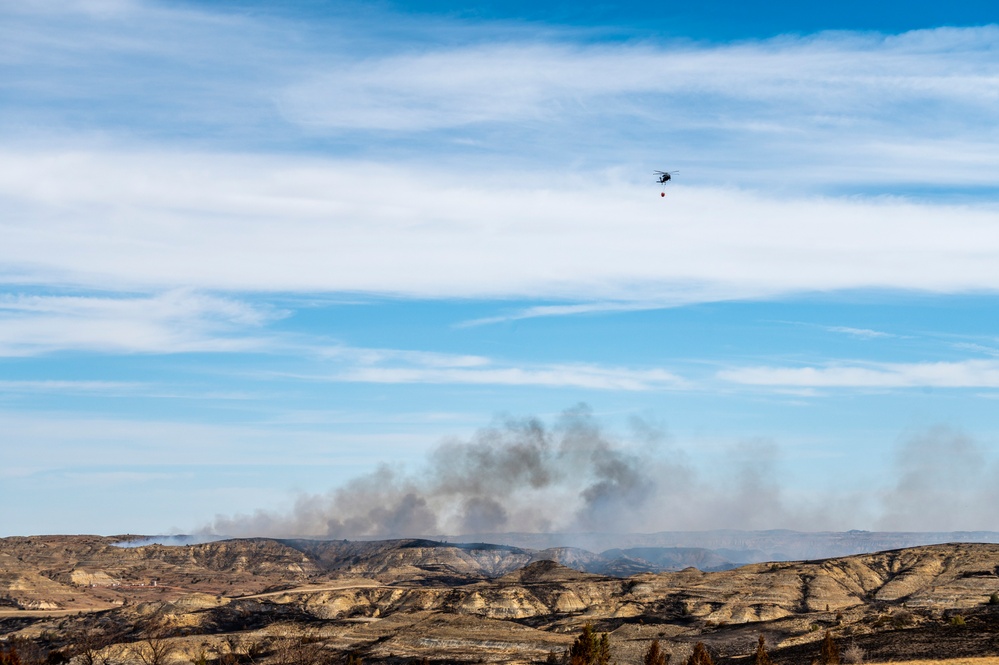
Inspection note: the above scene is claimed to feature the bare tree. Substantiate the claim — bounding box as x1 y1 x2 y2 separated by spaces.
67 628 127 665
270 635 327 665
130 624 177 665
216 635 265 665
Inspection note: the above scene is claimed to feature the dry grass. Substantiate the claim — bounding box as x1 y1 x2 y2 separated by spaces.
870 659 999 665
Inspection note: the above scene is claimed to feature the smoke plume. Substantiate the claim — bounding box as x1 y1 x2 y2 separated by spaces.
876 425 999 531
210 404 694 538
205 405 999 539
113 534 227 548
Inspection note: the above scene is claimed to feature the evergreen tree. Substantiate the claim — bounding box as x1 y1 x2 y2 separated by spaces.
643 639 669 665
567 624 611 665
820 631 840 665
753 635 772 665
597 634 610 665
686 643 713 665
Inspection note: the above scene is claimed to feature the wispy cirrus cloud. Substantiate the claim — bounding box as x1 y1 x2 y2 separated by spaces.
334 363 686 391
0 288 687 390
0 408 439 470
0 290 283 356
773 320 903 339
719 359 999 388
820 326 897 339
319 345 492 368
951 341 999 357
3 3 999 306
287 344 688 391
3 1 999 195
457 302 677 327
284 28 999 135
0 380 264 402
279 26 999 191
0 380 143 394
11 0 139 17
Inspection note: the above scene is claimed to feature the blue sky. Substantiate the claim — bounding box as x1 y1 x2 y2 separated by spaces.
2 0 999 538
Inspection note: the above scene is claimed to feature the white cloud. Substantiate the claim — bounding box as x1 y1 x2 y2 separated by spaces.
0 379 265 402
0 409 440 470
282 29 999 133
319 346 492 368
283 343 688 391
458 302 676 327
335 363 686 391
9 0 139 17
3 2 998 193
277 27 999 191
773 321 901 339
952 341 999 357
0 290 282 356
719 359 999 388
821 326 896 339
0 380 143 393
2 150 998 302
0 287 688 388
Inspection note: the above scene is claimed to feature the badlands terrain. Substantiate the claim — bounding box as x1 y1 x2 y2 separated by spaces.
3 536 999 665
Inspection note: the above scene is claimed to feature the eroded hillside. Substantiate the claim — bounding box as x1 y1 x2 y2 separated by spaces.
2 538 999 665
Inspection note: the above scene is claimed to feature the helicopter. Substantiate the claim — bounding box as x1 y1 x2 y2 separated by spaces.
654 170 678 197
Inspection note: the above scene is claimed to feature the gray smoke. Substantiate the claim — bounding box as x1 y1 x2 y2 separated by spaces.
205 406 999 539
875 425 999 531
113 534 226 548
209 404 691 538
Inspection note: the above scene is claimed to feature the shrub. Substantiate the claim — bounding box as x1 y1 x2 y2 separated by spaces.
891 610 915 628
950 615 966 627
870 615 890 629
842 643 864 665
1 638 49 665
1 644 22 665
989 592 999 605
